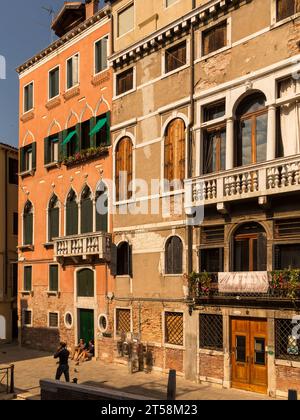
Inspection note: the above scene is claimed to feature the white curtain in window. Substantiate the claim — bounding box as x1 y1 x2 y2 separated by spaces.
72 55 79 86
280 78 300 156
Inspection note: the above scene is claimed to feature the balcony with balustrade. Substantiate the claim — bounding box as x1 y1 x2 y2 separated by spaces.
185 155 300 210
53 232 112 264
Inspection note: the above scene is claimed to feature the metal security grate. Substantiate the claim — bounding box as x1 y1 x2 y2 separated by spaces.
23 310 32 326
49 312 59 328
200 314 223 350
116 309 131 334
275 318 300 361
165 312 184 346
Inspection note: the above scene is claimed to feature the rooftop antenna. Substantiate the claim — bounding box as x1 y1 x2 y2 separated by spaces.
42 5 56 42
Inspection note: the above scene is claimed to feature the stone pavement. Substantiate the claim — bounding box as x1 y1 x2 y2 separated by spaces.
0 343 274 400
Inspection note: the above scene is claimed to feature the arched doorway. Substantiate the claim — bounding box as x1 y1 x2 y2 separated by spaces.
0 315 6 340
233 223 267 272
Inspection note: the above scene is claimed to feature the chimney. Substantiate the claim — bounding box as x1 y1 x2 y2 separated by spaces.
85 0 99 19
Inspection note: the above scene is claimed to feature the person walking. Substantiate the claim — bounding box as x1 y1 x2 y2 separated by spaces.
54 342 70 382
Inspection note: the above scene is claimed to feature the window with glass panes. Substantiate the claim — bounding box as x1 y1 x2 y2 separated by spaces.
23 201 33 245
95 37 108 74
49 265 59 292
24 82 33 113
202 21 227 56
49 67 59 99
24 266 32 291
48 195 59 242
66 54 79 90
277 0 300 21
165 41 187 73
116 68 134 96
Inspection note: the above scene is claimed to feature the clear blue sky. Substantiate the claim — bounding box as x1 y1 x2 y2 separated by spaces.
0 0 105 148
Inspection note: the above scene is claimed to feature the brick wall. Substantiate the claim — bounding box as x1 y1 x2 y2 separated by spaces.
199 354 224 381
276 365 300 393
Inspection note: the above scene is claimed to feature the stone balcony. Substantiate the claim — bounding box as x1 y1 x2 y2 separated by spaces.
54 232 112 263
185 155 300 209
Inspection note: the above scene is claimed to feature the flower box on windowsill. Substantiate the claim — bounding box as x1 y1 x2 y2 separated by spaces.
62 146 109 167
47 291 61 298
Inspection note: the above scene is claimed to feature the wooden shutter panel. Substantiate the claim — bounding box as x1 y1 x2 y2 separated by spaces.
165 125 174 183
49 265 58 292
24 211 33 245
31 142 36 170
90 117 96 148
77 269 94 297
126 138 133 200
66 196 78 236
273 245 281 270
81 196 93 234
128 244 133 277
49 207 59 241
75 123 80 154
20 147 26 173
277 0 296 20
110 243 118 276
24 267 32 291
106 112 111 145
96 192 108 232
257 233 267 271
173 237 183 274
44 137 50 165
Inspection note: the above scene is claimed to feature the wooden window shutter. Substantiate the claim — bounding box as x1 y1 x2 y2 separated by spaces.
66 192 78 236
166 236 183 274
49 265 58 292
89 117 96 148
77 269 94 297
60 130 67 161
44 137 50 165
273 245 281 270
277 0 296 20
115 142 123 201
20 147 26 173
49 206 59 241
110 243 118 277
75 123 80 154
96 191 108 233
164 124 174 183
106 112 111 145
257 233 267 271
81 195 93 234
126 138 133 200
24 203 33 246
24 266 32 291
31 142 37 170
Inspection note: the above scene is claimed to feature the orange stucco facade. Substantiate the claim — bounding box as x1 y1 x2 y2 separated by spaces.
17 7 114 355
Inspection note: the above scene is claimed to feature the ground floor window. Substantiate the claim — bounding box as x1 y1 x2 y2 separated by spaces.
23 310 32 327
116 308 131 336
48 312 59 329
275 318 300 361
199 314 223 351
165 312 184 346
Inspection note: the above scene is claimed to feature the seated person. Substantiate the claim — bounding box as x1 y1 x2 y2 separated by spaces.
72 339 86 362
78 340 95 363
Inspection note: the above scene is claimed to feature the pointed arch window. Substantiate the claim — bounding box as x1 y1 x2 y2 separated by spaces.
96 182 108 233
165 236 183 275
117 242 132 276
80 186 93 234
115 137 133 202
164 119 185 188
48 195 59 242
66 189 78 236
23 201 33 246
235 92 268 167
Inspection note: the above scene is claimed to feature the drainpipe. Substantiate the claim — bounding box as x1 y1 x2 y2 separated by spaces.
187 0 196 279
4 150 8 298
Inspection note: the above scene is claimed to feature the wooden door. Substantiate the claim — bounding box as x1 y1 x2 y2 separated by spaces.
79 309 94 346
231 318 268 394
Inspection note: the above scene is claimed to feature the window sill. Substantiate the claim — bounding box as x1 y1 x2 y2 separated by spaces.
43 242 54 249
18 244 34 252
196 45 231 64
47 291 60 297
20 110 35 122
20 169 35 178
92 70 110 86
21 290 34 297
63 86 80 101
198 348 224 356
162 274 184 278
164 343 185 350
45 97 61 110
162 63 190 80
113 87 136 101
115 275 131 279
271 13 300 30
44 161 60 170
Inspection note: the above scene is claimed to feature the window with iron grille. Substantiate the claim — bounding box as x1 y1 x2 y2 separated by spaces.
275 318 300 361
23 310 32 327
165 312 184 346
200 314 223 351
116 309 131 335
49 312 59 328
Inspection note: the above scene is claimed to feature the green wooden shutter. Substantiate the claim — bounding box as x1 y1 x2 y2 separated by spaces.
49 207 59 241
31 142 37 170
77 269 94 297
96 192 108 232
90 117 96 148
75 123 80 154
61 130 68 160
44 137 49 165
20 147 26 173
81 197 93 234
24 266 32 291
24 212 33 245
66 199 78 236
49 265 58 292
106 112 111 145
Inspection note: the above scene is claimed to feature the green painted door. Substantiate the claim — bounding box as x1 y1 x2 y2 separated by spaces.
79 309 94 345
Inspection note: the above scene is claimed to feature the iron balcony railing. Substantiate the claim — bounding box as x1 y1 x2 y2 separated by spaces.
54 232 112 261
189 271 300 306
185 154 300 207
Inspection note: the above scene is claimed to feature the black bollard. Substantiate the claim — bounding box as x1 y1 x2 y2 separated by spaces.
9 364 14 394
167 369 176 401
288 389 298 400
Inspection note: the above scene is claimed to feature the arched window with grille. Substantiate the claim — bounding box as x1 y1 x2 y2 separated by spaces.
23 200 33 245
164 119 186 188
48 195 59 242
66 189 78 236
80 186 93 234
235 92 268 167
95 182 108 233
115 137 133 202
165 236 183 275
117 242 132 276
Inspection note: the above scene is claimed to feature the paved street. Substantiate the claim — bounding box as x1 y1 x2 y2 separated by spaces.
0 343 275 400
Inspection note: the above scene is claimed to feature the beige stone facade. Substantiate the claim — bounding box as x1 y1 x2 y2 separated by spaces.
107 0 300 398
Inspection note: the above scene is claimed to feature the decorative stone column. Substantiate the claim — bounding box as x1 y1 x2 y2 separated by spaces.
226 117 234 170
267 105 276 161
